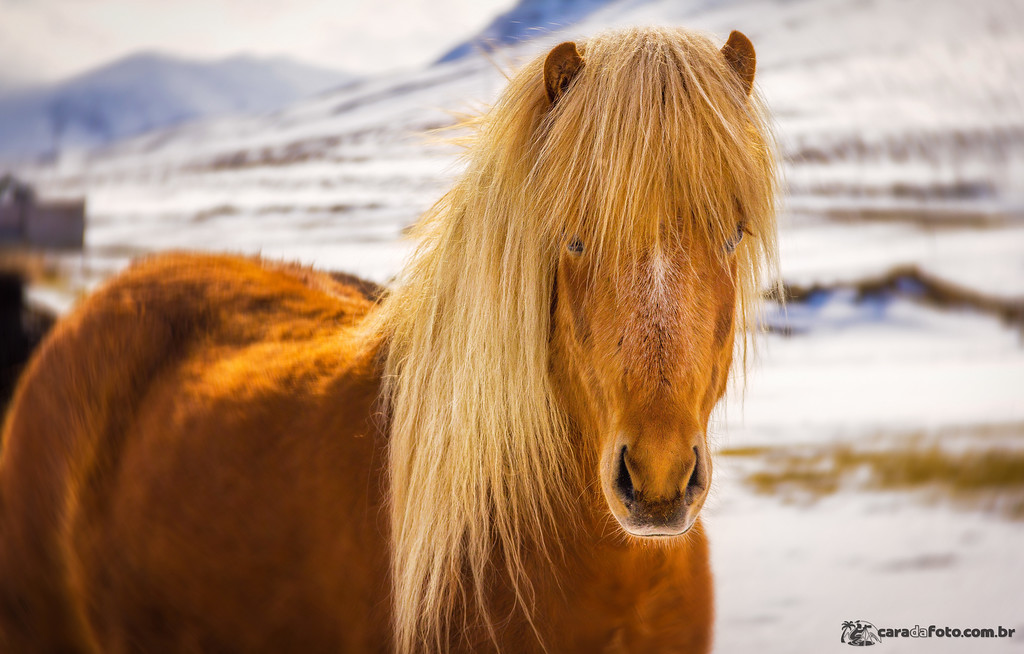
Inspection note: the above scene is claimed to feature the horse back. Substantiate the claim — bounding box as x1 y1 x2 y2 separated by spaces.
0 253 391 652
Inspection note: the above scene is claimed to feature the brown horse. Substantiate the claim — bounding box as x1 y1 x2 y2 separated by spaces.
0 27 778 653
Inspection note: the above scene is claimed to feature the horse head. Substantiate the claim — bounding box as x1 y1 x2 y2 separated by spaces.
544 31 766 538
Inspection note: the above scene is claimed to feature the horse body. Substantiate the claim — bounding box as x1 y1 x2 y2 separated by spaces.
1 26 776 653
0 255 390 651
0 253 710 652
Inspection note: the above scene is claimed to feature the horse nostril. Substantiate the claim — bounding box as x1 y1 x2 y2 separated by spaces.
685 445 707 504
615 446 635 505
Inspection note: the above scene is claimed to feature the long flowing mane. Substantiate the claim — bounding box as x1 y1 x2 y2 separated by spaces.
364 27 779 652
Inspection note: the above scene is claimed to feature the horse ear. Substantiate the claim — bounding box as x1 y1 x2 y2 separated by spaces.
544 42 584 104
721 30 756 96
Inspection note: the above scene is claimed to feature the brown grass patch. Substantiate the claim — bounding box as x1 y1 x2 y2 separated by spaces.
727 440 1024 519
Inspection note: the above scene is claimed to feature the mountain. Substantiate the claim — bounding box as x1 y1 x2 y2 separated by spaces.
0 53 355 162
437 0 615 62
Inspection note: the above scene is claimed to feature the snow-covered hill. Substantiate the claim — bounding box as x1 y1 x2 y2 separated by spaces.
0 53 354 162
16 0 1022 295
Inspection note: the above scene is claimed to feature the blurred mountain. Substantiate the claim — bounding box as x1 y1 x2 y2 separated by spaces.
437 0 615 62
0 53 355 162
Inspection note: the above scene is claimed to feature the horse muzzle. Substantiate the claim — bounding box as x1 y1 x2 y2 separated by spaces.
606 438 710 537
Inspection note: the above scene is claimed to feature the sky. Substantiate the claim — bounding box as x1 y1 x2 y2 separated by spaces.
0 0 517 86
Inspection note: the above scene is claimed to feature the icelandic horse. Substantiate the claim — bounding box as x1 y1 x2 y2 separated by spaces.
0 27 778 653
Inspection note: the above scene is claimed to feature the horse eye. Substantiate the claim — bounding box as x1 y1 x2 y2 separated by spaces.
567 237 584 255
725 222 747 253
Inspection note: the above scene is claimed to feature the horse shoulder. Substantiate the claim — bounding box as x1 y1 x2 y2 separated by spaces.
0 252 390 652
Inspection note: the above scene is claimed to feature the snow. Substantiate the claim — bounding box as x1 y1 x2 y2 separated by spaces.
708 482 1024 653
2 0 1024 650
718 297 1024 448
777 222 1024 300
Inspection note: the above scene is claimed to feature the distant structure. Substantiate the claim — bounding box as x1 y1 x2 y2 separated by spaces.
0 174 84 249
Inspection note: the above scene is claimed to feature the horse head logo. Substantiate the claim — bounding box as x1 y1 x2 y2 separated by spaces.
842 620 882 646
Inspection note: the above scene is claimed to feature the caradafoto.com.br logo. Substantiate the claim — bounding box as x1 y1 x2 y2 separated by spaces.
842 620 1017 646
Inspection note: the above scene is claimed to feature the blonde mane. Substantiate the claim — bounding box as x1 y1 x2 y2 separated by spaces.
364 26 779 653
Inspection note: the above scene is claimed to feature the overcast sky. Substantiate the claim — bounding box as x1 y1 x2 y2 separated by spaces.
0 0 517 86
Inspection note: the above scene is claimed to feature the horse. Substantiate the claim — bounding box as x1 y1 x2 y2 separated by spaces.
0 27 778 653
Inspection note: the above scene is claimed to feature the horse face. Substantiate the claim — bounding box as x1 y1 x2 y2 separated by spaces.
551 231 739 537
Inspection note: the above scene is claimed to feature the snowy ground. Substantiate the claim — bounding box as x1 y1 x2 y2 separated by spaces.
707 298 1024 653
4 0 1024 651
710 473 1024 653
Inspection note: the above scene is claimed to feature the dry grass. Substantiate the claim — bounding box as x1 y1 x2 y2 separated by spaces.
722 436 1024 519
